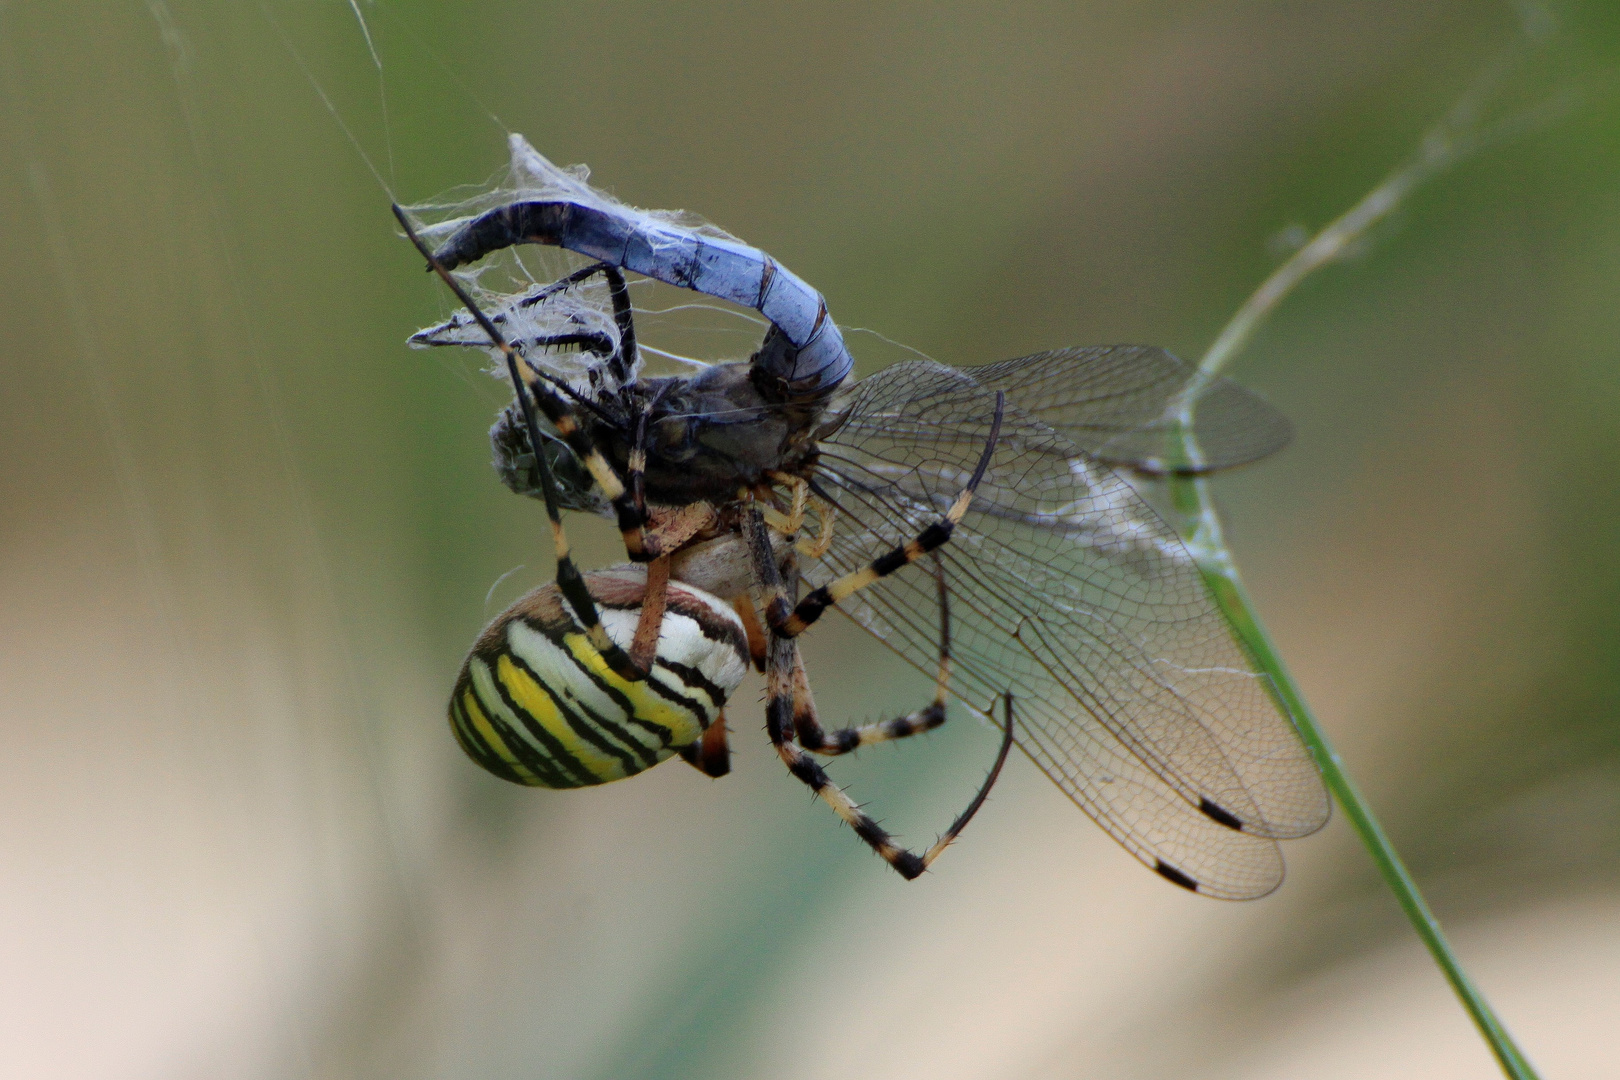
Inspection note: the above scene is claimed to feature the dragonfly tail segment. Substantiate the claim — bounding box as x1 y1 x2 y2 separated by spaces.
431 199 854 405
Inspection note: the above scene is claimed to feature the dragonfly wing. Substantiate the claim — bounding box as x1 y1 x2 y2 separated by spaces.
963 346 1293 475
810 359 1328 897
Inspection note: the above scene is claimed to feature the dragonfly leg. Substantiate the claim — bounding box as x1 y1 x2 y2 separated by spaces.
762 477 837 561
766 392 1005 637
796 497 836 560
795 555 953 756
486 257 639 387
761 471 810 533
515 332 616 373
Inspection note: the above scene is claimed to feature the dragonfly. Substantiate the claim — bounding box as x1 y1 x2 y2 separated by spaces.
397 135 1329 900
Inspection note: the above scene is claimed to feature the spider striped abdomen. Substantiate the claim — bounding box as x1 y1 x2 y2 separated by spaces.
450 568 748 787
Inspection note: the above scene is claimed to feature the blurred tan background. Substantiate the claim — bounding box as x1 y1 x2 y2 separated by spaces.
1 2 1616 1078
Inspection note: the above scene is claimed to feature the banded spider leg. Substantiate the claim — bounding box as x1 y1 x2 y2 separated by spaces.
790 554 956 756
743 393 1015 879
394 204 673 682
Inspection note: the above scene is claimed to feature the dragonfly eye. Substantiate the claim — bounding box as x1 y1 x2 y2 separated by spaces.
650 412 700 460
489 404 599 509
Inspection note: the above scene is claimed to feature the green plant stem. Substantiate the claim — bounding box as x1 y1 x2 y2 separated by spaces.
1162 54 1550 1080
1169 476 1538 1080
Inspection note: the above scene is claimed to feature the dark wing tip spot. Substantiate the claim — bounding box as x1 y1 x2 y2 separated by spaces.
1199 797 1246 831
1154 860 1200 892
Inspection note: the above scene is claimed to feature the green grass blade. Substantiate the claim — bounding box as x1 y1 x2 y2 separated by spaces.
1168 475 1539 1080
1160 43 1556 1079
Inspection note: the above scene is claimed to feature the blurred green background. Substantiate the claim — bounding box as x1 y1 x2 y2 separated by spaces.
1 2 1617 1077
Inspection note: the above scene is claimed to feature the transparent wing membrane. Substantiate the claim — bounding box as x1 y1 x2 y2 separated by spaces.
809 358 1327 899
964 346 1293 475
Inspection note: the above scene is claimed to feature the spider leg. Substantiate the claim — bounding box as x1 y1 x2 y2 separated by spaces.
730 594 769 673
630 405 652 544
794 555 953 756
627 555 671 675
765 392 1005 637
678 709 732 778
399 206 666 566
396 205 647 683
617 382 680 561
524 301 678 564
746 509 1013 879
522 264 659 560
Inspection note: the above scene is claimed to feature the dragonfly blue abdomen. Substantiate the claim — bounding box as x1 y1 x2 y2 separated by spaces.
432 197 853 404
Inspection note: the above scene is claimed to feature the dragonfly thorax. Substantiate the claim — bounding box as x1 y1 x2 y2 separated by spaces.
494 360 831 509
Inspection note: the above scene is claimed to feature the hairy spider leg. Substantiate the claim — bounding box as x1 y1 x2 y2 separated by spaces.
747 539 1015 879
792 554 954 756
514 259 667 561
677 708 732 778
730 593 769 673
627 554 671 675
764 391 1006 638
395 204 648 683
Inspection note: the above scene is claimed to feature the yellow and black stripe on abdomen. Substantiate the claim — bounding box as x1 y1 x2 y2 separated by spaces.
450 613 720 788
450 680 569 787
473 652 660 787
